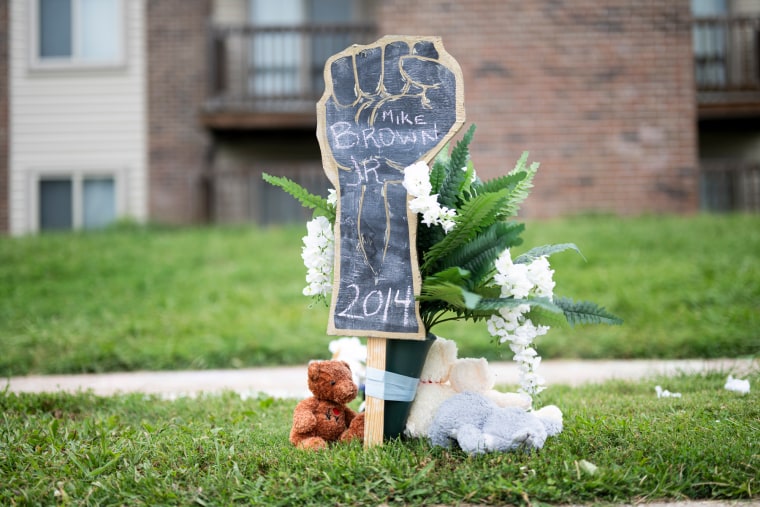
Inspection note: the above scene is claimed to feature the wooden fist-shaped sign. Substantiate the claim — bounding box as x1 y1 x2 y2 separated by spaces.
317 36 464 338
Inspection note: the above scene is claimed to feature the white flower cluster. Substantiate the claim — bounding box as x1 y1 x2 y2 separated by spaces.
301 215 334 299
487 249 556 398
402 161 457 233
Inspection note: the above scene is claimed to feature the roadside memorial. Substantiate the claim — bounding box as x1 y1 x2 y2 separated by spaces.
316 36 465 445
265 34 621 450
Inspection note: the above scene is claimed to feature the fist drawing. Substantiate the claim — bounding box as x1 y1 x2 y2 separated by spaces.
317 36 464 337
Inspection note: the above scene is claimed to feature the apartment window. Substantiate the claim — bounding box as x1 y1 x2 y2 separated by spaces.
247 0 362 99
39 179 74 230
692 0 728 88
34 0 124 66
37 175 117 231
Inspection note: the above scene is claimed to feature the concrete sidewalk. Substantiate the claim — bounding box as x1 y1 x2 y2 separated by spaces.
5 358 756 399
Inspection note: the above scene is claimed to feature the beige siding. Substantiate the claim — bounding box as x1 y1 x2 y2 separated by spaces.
213 0 247 22
9 0 147 235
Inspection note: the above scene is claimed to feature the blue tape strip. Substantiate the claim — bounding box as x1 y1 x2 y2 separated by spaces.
364 367 420 402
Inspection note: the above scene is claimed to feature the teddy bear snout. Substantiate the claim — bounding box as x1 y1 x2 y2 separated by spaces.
333 381 358 404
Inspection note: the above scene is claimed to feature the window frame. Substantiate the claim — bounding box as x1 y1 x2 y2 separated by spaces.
28 0 127 70
27 168 126 233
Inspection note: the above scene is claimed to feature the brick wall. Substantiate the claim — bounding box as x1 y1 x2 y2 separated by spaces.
377 0 699 216
0 1 8 233
147 0 212 225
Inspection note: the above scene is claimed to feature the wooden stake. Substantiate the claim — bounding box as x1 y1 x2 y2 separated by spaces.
364 337 386 447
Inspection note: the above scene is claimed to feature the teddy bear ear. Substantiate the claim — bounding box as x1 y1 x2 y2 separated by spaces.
340 360 352 373
308 361 322 381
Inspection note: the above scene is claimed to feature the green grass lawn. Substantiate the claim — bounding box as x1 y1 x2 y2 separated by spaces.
1 214 759 377
2 370 757 505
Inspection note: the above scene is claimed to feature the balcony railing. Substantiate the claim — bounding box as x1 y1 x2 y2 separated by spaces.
205 23 376 128
700 159 760 212
693 14 760 115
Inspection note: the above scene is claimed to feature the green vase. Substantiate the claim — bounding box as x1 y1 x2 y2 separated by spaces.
382 333 436 439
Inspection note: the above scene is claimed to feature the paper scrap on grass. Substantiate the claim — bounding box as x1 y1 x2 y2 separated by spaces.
724 375 750 395
655 385 682 398
578 459 598 476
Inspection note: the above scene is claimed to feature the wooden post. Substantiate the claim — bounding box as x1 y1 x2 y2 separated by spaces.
316 35 465 446
364 337 386 446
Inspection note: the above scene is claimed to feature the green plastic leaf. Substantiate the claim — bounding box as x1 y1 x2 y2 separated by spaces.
472 170 526 195
472 296 562 314
438 125 476 209
419 281 482 310
421 189 509 273
553 296 623 327
514 243 585 264
424 266 471 286
435 222 524 286
525 305 572 329
500 152 539 218
449 125 476 174
262 173 335 223
430 143 450 194
419 267 488 316
458 159 476 200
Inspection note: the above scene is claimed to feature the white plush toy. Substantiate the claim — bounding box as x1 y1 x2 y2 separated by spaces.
328 337 366 389
405 338 530 439
429 391 563 455
404 338 458 438
449 357 531 409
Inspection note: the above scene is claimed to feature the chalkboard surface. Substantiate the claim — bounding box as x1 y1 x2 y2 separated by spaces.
317 35 465 339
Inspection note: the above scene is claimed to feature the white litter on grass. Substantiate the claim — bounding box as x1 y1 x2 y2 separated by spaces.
577 459 598 476
655 385 682 398
724 375 750 395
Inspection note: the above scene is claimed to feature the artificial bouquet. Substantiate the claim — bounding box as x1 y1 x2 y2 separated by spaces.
264 125 621 400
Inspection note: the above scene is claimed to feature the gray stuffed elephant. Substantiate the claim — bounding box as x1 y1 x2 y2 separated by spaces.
428 391 563 455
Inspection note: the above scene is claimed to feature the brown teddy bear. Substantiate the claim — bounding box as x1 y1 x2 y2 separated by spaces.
289 360 364 449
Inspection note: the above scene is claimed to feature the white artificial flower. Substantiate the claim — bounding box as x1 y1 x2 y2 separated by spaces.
327 188 337 207
403 162 458 234
439 207 457 233
301 216 334 300
402 161 432 197
527 256 555 298
494 248 513 273
409 194 441 216
486 248 558 399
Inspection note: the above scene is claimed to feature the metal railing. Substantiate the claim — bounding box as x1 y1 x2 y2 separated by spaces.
693 15 760 92
207 23 376 113
700 159 760 212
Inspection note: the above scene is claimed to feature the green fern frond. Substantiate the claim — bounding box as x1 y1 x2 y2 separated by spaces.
514 243 584 264
430 144 450 194
419 281 483 310
429 296 561 327
471 296 561 314
262 173 335 222
449 124 476 173
525 305 572 329
415 216 446 264
438 163 467 210
553 296 623 327
419 268 481 311
421 189 509 273
438 125 476 208
499 152 539 218
422 266 471 286
458 159 476 200
472 170 526 195
435 222 524 286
